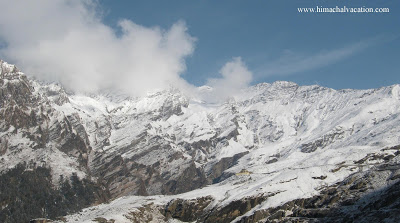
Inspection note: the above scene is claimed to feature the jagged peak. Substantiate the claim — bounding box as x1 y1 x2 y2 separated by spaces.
0 59 24 80
272 80 298 87
253 82 271 88
250 81 299 91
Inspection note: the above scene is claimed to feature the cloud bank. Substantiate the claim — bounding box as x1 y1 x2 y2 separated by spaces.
204 57 253 102
0 0 195 96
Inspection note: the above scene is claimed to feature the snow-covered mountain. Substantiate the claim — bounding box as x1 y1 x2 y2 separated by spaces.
1 59 400 222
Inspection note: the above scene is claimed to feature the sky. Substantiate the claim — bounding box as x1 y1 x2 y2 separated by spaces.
99 0 400 89
0 0 399 98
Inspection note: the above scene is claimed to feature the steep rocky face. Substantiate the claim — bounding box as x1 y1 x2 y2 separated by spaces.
162 195 270 223
206 151 248 184
0 60 91 181
0 60 36 108
164 196 214 221
0 61 39 131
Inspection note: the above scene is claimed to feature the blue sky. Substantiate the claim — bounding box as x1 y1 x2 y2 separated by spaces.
99 0 400 90
0 0 399 95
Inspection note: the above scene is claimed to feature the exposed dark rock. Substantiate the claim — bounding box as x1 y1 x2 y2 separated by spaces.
207 151 248 184
203 195 268 223
266 157 278 164
300 128 345 153
161 194 269 223
0 74 36 107
164 196 213 221
162 162 207 195
0 136 8 155
29 218 52 223
125 203 164 223
312 175 327 180
92 217 115 223
91 153 139 198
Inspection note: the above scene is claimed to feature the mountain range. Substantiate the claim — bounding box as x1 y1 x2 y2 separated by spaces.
1 59 400 222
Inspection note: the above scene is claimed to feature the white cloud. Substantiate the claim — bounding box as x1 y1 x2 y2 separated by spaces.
205 57 253 102
0 0 195 96
256 39 375 78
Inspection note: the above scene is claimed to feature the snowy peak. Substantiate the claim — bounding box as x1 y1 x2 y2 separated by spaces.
391 84 400 100
0 61 36 109
0 60 23 79
271 80 298 88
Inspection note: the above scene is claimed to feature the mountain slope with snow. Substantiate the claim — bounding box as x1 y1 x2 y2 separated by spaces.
1 60 400 222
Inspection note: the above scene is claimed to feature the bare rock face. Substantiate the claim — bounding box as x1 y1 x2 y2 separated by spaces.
162 162 207 195
158 90 188 120
161 194 269 223
0 63 39 130
0 60 35 107
164 196 214 221
0 60 91 173
0 61 49 153
206 151 248 184
0 136 8 155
